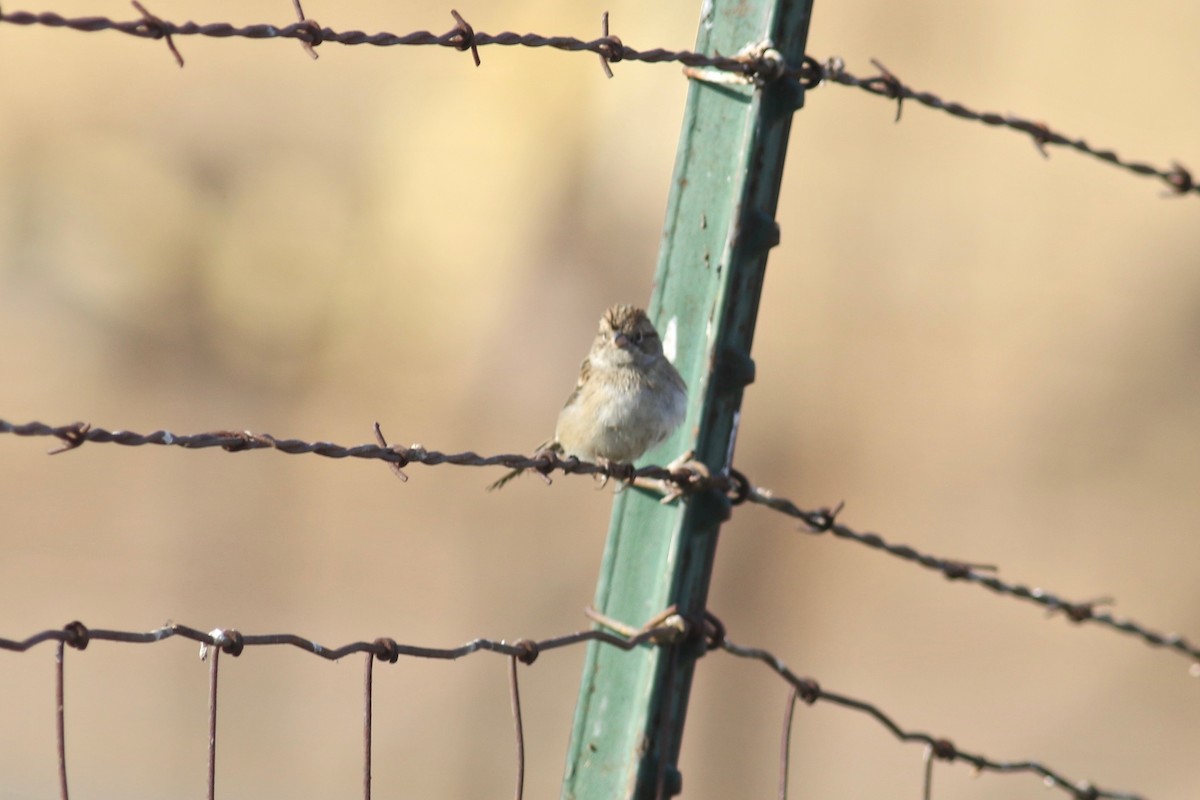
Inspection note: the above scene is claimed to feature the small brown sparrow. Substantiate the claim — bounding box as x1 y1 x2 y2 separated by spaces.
489 304 688 490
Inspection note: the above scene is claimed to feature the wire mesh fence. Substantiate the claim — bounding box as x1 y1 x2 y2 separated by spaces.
1 613 1151 800
2 418 1196 798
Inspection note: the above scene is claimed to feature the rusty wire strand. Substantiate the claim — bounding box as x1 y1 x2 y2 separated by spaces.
3 619 1145 800
3 418 1198 668
0 7 769 75
778 685 798 800
129 1 182 67
0 419 726 492
55 641 68 800
822 59 1196 197
743 484 1200 665
509 655 525 800
206 643 219 800
0 619 683 660
291 0 319 61
363 652 373 800
0 7 1192 195
716 635 1142 800
923 744 936 800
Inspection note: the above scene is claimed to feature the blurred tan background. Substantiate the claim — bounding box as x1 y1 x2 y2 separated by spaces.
2 0 1199 798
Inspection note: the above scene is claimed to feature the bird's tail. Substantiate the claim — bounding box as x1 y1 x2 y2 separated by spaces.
487 468 525 491
487 441 558 491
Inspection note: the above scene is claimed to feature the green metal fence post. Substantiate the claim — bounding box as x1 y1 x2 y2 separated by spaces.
561 1 817 798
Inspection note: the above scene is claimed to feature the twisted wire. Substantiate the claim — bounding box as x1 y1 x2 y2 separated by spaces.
0 619 678 660
823 60 1195 196
719 635 1143 800
0 7 1192 195
3 418 1197 669
744 485 1200 665
1 618 1148 800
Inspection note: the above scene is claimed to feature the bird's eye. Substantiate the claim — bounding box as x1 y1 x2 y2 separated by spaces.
630 330 644 344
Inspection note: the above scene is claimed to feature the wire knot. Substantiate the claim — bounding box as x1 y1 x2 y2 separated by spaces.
1164 162 1194 195
1024 120 1054 158
512 639 539 665
866 59 905 121
373 637 400 663
667 460 711 494
598 35 623 64
804 500 845 533
296 18 323 51
942 561 972 580
701 610 726 651
216 430 264 452
595 11 622 78
371 423 411 482
752 47 785 84
130 0 184 67
531 449 558 478
1052 596 1113 623
725 468 751 506
604 460 636 484
1062 602 1095 622
220 629 245 656
449 9 481 66
795 678 821 705
49 422 91 455
63 620 90 650
930 738 958 761
730 40 784 87
131 0 166 39
796 55 824 89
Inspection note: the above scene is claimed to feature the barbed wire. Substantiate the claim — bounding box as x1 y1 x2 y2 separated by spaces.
0 614 1146 800
821 58 1195 197
3 418 1198 671
0 418 730 492
744 486 1200 667
0 5 1193 197
0 4 789 76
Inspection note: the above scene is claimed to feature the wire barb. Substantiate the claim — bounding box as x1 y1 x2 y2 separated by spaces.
867 58 904 122
291 0 320 60
372 422 409 482
47 422 90 455
130 0 183 67
596 11 621 79
1163 161 1194 196
449 9 480 66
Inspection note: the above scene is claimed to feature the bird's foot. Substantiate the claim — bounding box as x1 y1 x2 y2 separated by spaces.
630 450 709 504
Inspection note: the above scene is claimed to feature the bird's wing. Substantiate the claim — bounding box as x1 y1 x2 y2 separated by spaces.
560 355 592 411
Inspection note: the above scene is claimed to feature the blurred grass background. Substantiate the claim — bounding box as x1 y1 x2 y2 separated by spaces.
1 1 1198 798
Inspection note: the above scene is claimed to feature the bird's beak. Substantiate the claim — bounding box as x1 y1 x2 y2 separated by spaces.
613 332 630 349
